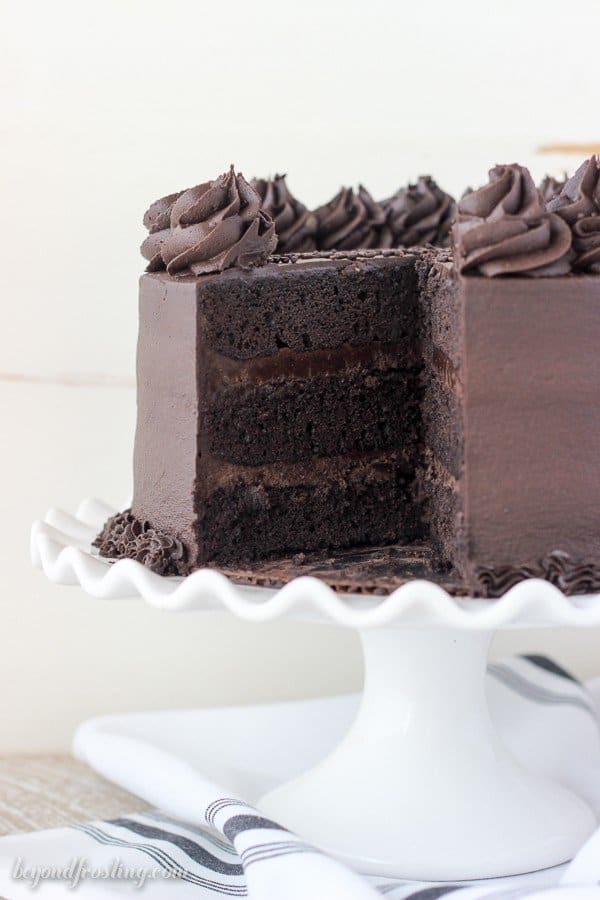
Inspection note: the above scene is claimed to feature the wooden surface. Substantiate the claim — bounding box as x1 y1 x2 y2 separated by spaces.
0 754 149 836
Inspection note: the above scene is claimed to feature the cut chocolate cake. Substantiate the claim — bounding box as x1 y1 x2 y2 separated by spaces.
95 162 600 597
131 252 427 567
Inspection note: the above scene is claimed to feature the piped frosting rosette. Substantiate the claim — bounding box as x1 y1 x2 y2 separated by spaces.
252 174 318 253
453 164 572 276
314 185 390 250
140 191 184 271
141 166 277 275
383 176 455 247
548 156 600 273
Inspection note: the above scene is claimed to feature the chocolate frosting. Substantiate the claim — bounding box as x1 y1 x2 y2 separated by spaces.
252 174 317 253
548 157 600 272
475 551 600 598
570 216 600 273
93 510 187 576
454 164 572 276
314 186 391 250
140 191 184 272
538 174 567 204
141 166 277 275
383 176 455 247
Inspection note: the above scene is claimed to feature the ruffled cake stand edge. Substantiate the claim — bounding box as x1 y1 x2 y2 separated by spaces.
31 498 600 880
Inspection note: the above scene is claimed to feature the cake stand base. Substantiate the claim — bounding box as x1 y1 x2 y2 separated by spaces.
33 500 600 883
259 627 596 881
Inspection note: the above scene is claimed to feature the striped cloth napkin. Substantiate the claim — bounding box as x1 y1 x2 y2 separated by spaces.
1 656 599 899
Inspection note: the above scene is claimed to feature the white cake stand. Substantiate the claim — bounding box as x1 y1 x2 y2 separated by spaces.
31 498 600 881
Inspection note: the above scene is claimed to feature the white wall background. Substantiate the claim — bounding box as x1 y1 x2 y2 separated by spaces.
2 0 600 751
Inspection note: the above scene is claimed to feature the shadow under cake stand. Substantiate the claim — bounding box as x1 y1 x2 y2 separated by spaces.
31 498 600 882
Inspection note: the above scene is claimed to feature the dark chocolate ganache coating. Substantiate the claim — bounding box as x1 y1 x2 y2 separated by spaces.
252 174 318 253
314 185 391 250
454 163 572 276
382 176 455 247
548 156 600 273
141 167 277 275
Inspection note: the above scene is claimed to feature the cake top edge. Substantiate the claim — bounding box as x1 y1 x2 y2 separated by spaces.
140 245 453 284
268 246 452 265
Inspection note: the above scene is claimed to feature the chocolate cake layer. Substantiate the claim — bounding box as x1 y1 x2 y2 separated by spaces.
203 362 421 464
191 253 419 359
133 253 427 569
196 450 423 563
202 331 423 465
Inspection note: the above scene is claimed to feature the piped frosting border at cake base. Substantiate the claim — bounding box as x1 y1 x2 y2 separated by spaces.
93 510 188 576
474 552 600 598
94 509 600 599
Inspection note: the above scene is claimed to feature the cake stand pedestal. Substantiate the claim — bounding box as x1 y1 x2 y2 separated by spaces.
260 626 593 880
31 499 600 881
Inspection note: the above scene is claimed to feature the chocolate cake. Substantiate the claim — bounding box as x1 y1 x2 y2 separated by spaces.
95 161 600 597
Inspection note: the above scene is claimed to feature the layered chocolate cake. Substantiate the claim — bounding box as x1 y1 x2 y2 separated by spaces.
95 161 600 597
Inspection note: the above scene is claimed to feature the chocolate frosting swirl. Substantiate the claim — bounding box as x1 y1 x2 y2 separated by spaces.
538 174 567 204
382 176 455 247
252 174 317 253
454 164 572 276
570 215 600 273
548 157 600 272
314 186 391 251
141 166 277 275
141 191 184 272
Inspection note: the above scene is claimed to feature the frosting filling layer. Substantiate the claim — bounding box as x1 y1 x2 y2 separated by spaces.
204 339 421 386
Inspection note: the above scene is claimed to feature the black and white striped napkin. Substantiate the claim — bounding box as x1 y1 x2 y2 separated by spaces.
1 656 599 899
